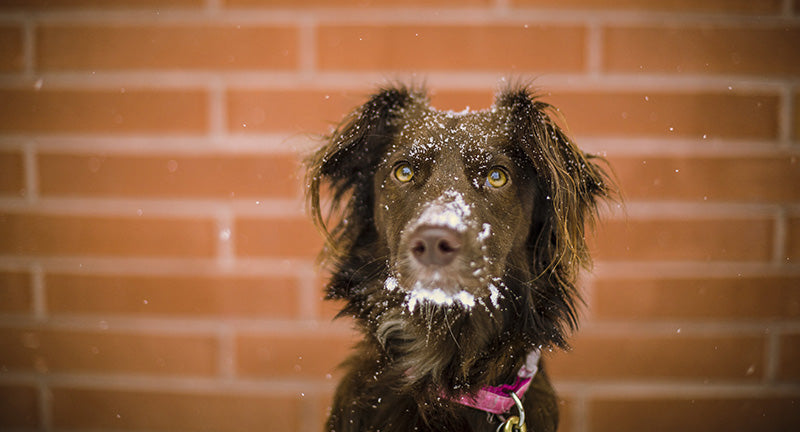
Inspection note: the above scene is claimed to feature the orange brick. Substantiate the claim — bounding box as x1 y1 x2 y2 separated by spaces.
234 217 322 258
0 151 24 196
236 332 356 378
0 88 207 134
0 212 216 258
51 387 299 430
38 153 301 199
0 385 38 429
556 397 575 432
429 89 495 112
610 156 800 203
589 396 800 432
38 24 297 71
226 0 490 6
592 276 800 321
0 25 23 72
548 333 765 381
0 271 32 313
789 217 800 263
778 333 800 380
544 91 779 139
46 273 300 318
0 328 217 375
0 0 202 8
317 24 585 72
604 26 800 76
227 89 367 133
592 218 774 261
512 0 782 13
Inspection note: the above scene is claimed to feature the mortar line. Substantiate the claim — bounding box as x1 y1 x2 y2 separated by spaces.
764 330 781 382
208 77 227 139
22 140 38 203
782 0 794 16
217 324 237 379
21 16 34 77
298 16 317 77
772 207 789 265
586 20 603 78
30 263 46 322
37 380 52 432
778 85 794 148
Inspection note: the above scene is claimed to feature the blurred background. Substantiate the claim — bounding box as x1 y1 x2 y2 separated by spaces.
0 0 798 431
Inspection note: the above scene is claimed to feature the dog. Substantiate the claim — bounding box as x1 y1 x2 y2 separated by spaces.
306 83 612 432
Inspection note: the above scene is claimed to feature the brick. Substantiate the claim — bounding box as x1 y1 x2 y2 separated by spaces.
38 153 302 199
512 0 783 13
0 0 202 8
604 26 800 77
544 91 779 139
592 218 774 261
51 387 299 430
610 156 800 203
226 0 490 6
227 89 367 133
0 151 24 196
548 333 765 381
779 333 800 380
38 24 297 71
0 328 217 375
236 332 356 378
0 89 207 134
0 385 38 429
0 271 32 313
593 276 800 321
0 212 216 258
589 396 800 432
46 273 300 318
0 25 23 72
556 397 575 432
317 24 585 72
234 217 322 258
789 217 800 263
429 89 495 112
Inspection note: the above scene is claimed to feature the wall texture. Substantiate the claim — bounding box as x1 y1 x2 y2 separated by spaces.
0 1 799 431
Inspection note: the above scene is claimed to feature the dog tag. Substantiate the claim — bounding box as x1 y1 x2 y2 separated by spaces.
501 416 527 432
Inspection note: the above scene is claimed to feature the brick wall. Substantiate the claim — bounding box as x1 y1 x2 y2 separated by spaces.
0 1 798 431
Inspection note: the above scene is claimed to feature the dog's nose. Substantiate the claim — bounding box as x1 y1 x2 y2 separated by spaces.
409 226 462 267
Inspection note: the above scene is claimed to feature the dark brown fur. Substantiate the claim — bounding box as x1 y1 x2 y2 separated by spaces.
306 84 612 432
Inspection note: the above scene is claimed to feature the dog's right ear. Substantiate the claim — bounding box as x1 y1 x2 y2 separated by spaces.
306 85 423 260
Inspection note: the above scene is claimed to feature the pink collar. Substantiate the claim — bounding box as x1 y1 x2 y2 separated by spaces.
445 349 540 415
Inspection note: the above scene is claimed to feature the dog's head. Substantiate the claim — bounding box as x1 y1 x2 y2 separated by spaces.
307 84 611 349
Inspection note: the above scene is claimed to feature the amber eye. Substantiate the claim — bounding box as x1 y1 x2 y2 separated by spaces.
394 162 414 183
485 167 508 188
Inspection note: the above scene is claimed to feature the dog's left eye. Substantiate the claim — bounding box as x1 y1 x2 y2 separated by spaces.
394 162 415 183
485 167 508 188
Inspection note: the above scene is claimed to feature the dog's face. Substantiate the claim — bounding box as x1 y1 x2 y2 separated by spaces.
374 107 537 311
307 84 610 348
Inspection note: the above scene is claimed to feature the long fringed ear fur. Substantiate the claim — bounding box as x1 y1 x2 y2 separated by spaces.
496 86 614 347
306 85 424 299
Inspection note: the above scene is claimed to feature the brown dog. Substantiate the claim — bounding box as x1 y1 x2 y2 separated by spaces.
307 84 612 432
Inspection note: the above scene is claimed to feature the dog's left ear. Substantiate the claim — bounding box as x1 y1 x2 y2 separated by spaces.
496 87 614 339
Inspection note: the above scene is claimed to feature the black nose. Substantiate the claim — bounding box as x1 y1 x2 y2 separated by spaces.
409 226 462 267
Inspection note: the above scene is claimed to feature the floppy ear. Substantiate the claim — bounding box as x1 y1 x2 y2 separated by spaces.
306 85 423 293
496 86 613 343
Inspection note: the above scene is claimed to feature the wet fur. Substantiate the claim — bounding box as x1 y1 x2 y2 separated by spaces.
306 84 612 432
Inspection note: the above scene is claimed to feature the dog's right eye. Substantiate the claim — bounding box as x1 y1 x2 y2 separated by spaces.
393 162 414 183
